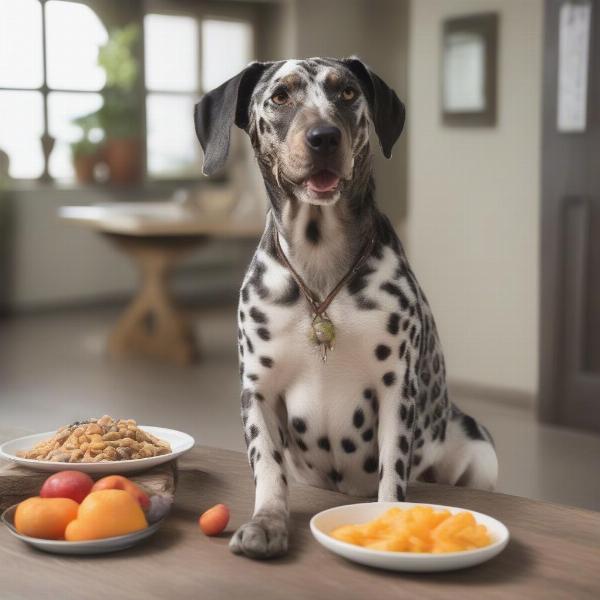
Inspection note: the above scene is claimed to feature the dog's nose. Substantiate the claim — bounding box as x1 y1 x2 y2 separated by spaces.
305 126 341 154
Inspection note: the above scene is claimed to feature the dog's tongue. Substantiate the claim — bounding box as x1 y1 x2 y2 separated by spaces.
306 170 340 193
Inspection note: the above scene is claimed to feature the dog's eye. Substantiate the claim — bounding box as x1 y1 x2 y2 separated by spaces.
271 91 289 105
341 87 356 101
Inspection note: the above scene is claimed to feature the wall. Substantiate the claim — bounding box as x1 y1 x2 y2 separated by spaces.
405 0 543 400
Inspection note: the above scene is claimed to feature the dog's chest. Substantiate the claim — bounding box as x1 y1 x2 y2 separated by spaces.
239 244 408 494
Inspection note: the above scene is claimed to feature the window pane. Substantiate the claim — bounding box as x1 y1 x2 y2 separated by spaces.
0 0 43 88
201 20 253 91
145 14 198 92
45 0 108 91
146 94 200 178
0 91 44 178
48 92 103 180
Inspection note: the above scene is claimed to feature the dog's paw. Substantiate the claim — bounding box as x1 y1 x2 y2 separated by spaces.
229 514 288 559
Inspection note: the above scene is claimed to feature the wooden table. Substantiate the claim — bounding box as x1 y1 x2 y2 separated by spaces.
1 444 599 600
59 203 262 365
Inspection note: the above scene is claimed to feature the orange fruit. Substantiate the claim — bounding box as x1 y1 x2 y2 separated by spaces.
65 489 147 541
15 497 79 539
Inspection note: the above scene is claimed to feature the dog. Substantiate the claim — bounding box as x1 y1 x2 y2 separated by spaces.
194 57 498 559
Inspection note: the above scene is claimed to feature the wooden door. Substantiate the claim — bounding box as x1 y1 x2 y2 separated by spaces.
540 0 600 432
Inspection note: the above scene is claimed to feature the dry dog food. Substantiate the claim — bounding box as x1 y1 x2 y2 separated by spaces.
17 415 171 463
330 506 492 553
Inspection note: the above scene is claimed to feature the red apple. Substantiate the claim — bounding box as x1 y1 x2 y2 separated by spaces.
40 470 94 504
91 475 150 510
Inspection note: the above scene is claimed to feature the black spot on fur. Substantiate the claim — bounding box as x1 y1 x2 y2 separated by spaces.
247 373 259 381
258 117 266 134
341 438 357 453
239 310 245 322
375 344 391 360
371 395 379 414
399 435 409 454
249 306 268 324
396 485 405 501
241 286 249 303
362 428 374 442
328 468 343 483
387 312 400 335
402 319 410 331
413 454 422 467
292 417 307 434
433 353 440 374
399 340 407 359
256 327 271 341
356 295 378 310
406 405 415 429
273 450 283 464
317 436 331 451
246 336 254 354
400 404 408 421
241 390 252 409
305 219 320 244
395 458 405 479
353 408 365 428
379 465 384 481
281 473 288 486
363 456 378 473
462 415 485 441
363 388 373 400
249 261 269 299
347 263 375 295
249 425 259 440
260 356 274 368
382 371 396 386
296 437 308 451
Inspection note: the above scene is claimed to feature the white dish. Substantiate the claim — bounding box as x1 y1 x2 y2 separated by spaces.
310 501 509 572
0 426 194 474
2 504 164 554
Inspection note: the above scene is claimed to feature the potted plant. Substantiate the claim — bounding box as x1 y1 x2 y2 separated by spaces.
74 24 142 186
70 136 102 185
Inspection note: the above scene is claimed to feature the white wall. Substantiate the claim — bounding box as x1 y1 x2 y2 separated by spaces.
405 0 543 400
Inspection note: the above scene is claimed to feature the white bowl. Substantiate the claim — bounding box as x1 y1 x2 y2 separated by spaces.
310 501 509 572
0 426 194 474
2 504 164 555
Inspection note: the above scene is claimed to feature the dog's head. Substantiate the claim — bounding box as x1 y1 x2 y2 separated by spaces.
195 58 405 207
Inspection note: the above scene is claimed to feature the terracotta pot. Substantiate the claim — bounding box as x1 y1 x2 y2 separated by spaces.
73 154 98 185
105 138 142 185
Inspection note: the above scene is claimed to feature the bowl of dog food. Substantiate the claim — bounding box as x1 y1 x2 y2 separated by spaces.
310 501 509 572
0 415 194 474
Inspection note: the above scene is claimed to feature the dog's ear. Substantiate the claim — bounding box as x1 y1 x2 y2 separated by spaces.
342 58 405 159
194 61 272 176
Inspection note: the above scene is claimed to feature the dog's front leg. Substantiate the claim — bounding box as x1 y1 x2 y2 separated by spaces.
229 389 289 559
377 365 418 502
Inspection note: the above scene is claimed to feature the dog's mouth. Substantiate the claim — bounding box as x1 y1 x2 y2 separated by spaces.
304 170 341 194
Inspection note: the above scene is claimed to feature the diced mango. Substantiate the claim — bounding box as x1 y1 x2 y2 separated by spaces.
330 506 492 553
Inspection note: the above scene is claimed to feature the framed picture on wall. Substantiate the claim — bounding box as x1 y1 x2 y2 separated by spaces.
441 13 498 126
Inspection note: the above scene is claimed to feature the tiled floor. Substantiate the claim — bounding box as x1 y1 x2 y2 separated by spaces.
1 305 599 511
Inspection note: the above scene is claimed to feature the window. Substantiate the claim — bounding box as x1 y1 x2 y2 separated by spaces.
0 1 254 183
0 0 107 181
144 14 253 179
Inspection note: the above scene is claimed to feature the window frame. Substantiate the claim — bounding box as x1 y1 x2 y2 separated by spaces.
0 0 259 186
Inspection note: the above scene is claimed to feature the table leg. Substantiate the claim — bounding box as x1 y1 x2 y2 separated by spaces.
106 235 204 365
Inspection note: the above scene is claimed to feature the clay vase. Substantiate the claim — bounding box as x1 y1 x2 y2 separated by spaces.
73 154 98 185
105 138 142 185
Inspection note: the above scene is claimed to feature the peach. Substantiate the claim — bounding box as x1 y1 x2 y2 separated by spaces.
91 475 150 510
40 470 94 504
15 497 79 540
65 489 148 541
199 504 230 536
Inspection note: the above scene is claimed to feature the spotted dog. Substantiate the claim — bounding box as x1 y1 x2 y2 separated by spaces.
195 58 498 559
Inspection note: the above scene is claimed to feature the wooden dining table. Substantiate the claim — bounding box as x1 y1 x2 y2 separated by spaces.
1 438 599 600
